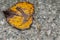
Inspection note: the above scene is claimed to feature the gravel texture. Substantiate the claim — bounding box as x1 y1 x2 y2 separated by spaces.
0 0 60 40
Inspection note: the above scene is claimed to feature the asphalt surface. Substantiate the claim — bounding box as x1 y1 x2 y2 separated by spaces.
0 0 60 40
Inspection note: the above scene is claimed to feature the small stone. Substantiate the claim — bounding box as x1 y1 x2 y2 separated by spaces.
51 23 56 27
38 2 42 4
1 6 6 11
0 19 5 25
48 5 52 8
9 37 14 40
46 30 51 36
47 18 53 23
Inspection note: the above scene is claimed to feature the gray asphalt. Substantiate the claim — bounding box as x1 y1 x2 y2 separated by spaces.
0 0 60 40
